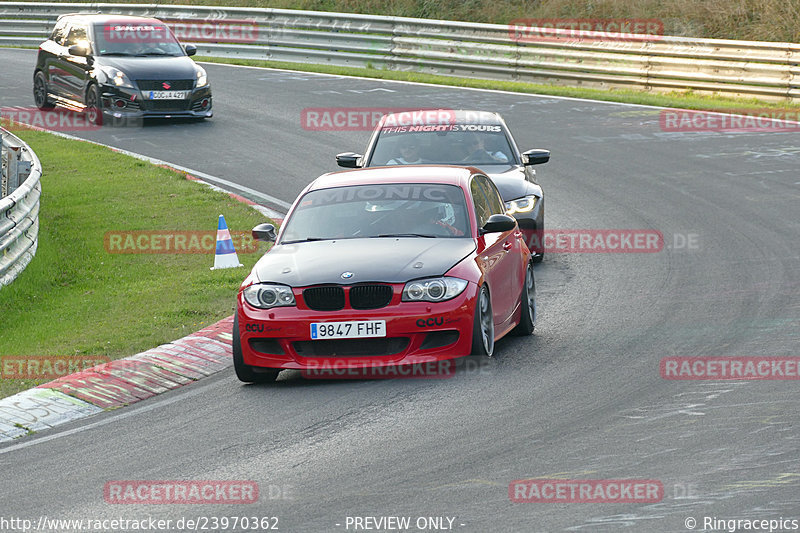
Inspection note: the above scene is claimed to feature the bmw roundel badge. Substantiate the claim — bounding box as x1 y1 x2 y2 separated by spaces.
341 271 354 279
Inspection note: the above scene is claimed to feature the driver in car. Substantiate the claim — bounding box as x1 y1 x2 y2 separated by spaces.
387 138 423 165
462 134 509 163
413 204 465 237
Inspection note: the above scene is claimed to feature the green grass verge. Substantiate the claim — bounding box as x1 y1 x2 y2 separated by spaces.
0 126 271 399
198 56 800 113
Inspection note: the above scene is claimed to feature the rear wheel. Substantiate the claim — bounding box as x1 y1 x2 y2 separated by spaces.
233 315 280 383
512 262 536 336
471 285 495 357
33 71 54 110
85 84 103 125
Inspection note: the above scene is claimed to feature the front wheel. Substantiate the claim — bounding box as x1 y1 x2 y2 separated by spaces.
33 71 54 110
85 84 103 125
471 285 495 357
233 315 280 383
512 262 536 336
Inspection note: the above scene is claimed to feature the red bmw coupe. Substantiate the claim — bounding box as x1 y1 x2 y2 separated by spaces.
234 165 536 383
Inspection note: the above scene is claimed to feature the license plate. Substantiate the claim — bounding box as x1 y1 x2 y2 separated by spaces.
311 320 386 339
148 90 189 100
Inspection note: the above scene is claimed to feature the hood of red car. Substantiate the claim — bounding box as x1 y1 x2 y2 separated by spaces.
252 237 476 287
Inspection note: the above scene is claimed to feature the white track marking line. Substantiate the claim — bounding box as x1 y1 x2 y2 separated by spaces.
0 376 226 454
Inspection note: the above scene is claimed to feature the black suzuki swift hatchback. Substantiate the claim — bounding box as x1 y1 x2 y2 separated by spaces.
34 14 213 124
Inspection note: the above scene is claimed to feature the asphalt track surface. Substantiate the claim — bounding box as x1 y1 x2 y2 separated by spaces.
1 47 799 531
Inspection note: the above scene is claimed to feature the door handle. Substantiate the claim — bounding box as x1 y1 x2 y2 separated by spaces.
503 241 513 252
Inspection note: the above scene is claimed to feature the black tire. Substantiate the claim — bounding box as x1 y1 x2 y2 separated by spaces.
33 71 54 110
85 84 103 126
471 285 495 357
233 315 280 383
512 261 536 336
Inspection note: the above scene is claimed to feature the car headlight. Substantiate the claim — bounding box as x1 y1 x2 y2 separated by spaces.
243 283 295 309
505 195 537 214
402 277 468 302
100 67 133 88
195 66 208 88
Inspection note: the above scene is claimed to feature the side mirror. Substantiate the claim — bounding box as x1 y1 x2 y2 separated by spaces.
252 223 276 242
522 149 550 166
481 213 517 234
184 44 197 56
335 152 363 168
68 44 89 57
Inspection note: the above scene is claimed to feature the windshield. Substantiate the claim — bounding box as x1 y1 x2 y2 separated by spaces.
368 125 516 167
93 22 184 56
281 184 470 243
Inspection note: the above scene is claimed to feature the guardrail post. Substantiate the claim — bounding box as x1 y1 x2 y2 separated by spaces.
6 144 21 195
2 136 32 197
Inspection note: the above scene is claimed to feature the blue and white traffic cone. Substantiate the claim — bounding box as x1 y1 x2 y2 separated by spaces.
210 214 243 270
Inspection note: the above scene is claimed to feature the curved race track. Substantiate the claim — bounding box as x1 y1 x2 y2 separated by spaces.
1 47 799 531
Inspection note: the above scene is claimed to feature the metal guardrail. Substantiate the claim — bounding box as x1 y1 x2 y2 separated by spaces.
0 2 799 102
0 127 41 289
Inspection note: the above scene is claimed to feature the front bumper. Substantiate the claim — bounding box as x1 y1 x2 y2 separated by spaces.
99 84 212 120
237 282 479 370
